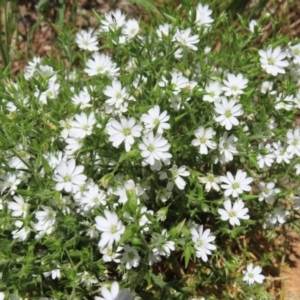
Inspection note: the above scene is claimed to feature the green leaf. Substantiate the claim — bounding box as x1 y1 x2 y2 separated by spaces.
36 0 49 11
249 154 260 170
161 12 177 22
184 246 193 268
230 226 247 239
241 194 258 200
119 224 136 245
128 0 162 15
148 272 165 288
112 150 139 173
15 190 34 196
119 149 139 163
174 112 187 123
0 63 11 78
169 219 186 238
125 188 138 214
99 172 114 188
138 105 154 113
92 9 102 23
200 203 210 212
41 155 53 176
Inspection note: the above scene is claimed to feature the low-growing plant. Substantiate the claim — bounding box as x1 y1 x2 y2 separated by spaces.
1 1 300 299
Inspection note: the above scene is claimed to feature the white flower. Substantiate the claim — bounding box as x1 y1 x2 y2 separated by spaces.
203 81 222 103
243 263 265 285
43 151 66 171
272 141 292 164
169 94 187 111
218 198 249 226
220 170 253 198
34 222 55 239
249 19 258 33
84 222 99 239
204 46 211 54
69 112 96 138
8 195 29 218
95 281 133 300
295 164 300 175
122 19 140 39
294 193 300 210
259 45 289 76
24 56 42 80
261 81 275 94
140 105 170 134
77 271 98 287
43 267 61 280
59 118 73 139
257 143 275 168
194 3 213 28
170 165 190 190
289 43 300 65
258 182 280 204
79 183 107 212
156 23 172 39
12 220 31 241
222 73 248 97
214 97 243 130
105 101 129 116
65 137 84 156
218 132 238 162
267 118 278 131
174 47 183 59
198 173 221 192
0 173 21 196
157 187 172 203
104 80 132 109
111 185 127 205
190 225 216 262
275 93 295 111
152 229 175 257
71 87 92 109
95 210 125 248
36 80 60 104
138 131 172 166
106 116 142 152
100 246 122 263
100 9 126 32
172 27 199 51
53 159 87 193
7 144 30 170
270 206 289 224
191 126 217 154
139 206 153 232
84 52 119 78
50 194 71 215
158 71 189 95
120 245 141 269
75 29 99 51
286 127 300 156
293 91 300 109
148 252 162 266
6 101 17 112
35 205 56 227
37 65 57 80
33 205 56 239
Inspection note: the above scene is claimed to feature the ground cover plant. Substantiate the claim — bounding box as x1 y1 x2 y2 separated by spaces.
1 1 300 299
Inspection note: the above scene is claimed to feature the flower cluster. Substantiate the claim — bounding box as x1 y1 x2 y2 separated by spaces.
0 2 299 299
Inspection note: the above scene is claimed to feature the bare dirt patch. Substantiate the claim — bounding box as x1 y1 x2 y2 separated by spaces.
280 232 300 300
